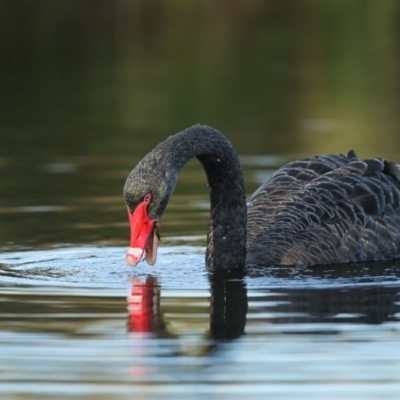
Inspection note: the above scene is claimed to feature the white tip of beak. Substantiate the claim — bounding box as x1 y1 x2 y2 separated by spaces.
126 247 144 266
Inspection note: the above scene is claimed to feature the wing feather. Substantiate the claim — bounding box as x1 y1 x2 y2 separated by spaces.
246 152 400 266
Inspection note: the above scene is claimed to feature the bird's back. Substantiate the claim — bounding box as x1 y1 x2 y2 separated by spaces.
246 151 400 266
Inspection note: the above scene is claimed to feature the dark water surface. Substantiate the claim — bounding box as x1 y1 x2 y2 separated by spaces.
2 1 400 399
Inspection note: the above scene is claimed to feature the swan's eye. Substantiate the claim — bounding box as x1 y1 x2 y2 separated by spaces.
144 194 152 204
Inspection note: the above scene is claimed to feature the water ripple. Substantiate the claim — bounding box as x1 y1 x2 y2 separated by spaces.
1 247 400 293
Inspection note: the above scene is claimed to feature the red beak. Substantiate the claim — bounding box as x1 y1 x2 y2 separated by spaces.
126 196 159 266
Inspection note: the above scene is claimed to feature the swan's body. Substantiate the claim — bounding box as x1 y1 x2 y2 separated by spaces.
123 125 400 269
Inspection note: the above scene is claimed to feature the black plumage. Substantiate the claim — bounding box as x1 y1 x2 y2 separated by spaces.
124 125 400 269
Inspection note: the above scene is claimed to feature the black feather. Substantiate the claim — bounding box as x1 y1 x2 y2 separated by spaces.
125 125 400 268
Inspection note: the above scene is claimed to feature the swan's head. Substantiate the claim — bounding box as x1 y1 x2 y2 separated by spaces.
123 152 178 266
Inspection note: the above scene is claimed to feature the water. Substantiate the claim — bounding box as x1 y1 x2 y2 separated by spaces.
1 246 400 399
2 1 400 398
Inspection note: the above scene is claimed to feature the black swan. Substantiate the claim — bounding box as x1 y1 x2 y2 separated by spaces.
123 124 400 269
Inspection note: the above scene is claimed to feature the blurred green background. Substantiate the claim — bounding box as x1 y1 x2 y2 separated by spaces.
1 0 400 249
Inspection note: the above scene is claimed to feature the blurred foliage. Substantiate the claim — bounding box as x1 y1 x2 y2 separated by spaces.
0 0 399 157
1 0 400 248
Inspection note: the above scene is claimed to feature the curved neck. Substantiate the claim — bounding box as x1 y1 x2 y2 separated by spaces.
156 125 247 269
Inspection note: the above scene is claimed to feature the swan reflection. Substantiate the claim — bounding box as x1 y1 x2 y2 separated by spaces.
128 264 400 345
127 271 247 342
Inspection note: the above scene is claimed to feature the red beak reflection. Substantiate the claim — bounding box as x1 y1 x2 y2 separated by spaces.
127 277 160 332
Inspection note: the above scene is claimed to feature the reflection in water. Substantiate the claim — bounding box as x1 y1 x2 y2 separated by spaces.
248 259 400 282
251 261 400 328
0 253 400 398
127 264 400 345
127 271 248 342
127 277 163 333
209 270 248 342
270 285 400 326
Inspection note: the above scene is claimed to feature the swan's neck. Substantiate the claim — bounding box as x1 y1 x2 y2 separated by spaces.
158 125 247 269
